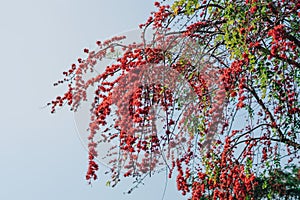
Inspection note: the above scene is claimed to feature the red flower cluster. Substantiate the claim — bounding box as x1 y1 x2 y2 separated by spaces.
49 1 300 199
139 2 170 29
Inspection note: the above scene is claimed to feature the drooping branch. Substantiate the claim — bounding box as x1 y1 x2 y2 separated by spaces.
256 46 300 69
245 85 300 150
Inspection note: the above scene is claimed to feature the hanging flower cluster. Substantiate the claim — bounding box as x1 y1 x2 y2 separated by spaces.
50 0 300 199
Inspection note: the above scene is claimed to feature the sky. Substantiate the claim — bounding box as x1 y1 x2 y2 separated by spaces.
0 1 185 199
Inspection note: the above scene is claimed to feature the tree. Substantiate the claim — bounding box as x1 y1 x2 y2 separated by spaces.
49 0 300 199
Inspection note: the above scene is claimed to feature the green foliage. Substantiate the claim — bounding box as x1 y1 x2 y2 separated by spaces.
254 165 300 199
172 0 200 15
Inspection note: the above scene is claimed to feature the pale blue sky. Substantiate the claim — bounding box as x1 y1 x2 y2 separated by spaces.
0 1 185 199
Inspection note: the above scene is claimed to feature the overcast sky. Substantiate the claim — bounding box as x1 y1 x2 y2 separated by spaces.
0 1 185 199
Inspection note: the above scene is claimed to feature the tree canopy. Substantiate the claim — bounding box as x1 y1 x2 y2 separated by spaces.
50 0 300 199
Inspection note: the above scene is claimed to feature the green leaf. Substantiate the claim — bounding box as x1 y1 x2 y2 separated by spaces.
262 179 268 189
106 180 111 187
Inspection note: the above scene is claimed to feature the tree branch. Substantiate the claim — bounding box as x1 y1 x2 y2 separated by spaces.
244 85 300 149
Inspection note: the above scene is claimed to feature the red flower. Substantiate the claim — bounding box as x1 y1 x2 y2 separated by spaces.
250 6 257 14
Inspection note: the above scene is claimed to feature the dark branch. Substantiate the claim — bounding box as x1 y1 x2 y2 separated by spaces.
244 85 300 150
